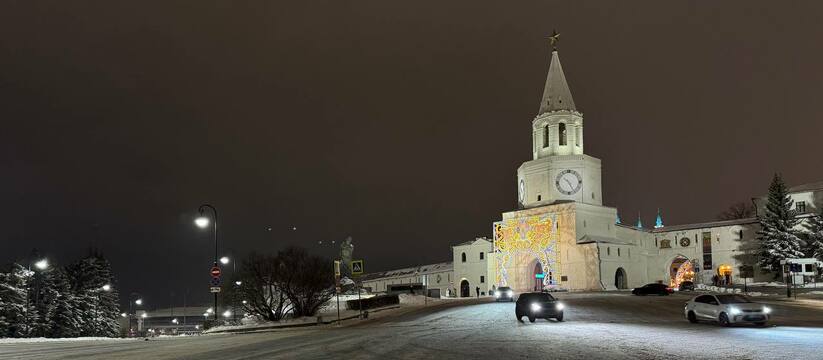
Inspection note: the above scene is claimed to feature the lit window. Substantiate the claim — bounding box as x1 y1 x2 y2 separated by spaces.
559 123 567 146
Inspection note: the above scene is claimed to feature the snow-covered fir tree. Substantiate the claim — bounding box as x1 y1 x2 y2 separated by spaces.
804 208 823 261
67 251 120 337
756 173 805 274
49 268 80 338
0 264 38 338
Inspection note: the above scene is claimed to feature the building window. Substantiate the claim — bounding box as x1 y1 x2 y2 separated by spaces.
543 125 550 148
461 252 466 263
617 248 621 257
797 201 806 213
479 252 484 260
480 276 485 283
739 230 744 240
607 247 610 256
537 195 542 201
702 232 713 270
559 123 567 145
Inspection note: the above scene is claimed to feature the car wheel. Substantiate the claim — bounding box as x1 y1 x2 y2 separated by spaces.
718 313 730 327
687 311 698 323
528 315 536 323
555 312 564 322
515 311 522 321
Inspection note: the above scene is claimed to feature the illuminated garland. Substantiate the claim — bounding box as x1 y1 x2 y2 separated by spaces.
493 214 561 290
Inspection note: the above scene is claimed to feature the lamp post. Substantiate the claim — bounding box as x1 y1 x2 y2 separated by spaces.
27 258 49 337
195 204 219 322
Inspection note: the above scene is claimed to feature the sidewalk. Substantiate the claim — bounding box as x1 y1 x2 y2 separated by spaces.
204 305 400 334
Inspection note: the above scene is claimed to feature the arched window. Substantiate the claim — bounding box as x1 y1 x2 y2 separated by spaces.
543 125 550 148
559 123 567 145
576 126 581 146
461 252 466 262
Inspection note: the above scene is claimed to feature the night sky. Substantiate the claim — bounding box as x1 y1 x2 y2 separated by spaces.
2 1 822 307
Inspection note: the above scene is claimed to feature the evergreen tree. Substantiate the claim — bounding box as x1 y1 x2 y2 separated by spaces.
67 251 120 337
804 208 823 261
48 269 79 338
31 265 61 338
756 173 805 275
0 264 38 338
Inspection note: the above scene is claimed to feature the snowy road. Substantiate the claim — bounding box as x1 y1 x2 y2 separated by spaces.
2 292 823 359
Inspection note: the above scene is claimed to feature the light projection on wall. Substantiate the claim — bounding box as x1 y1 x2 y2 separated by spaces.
493 214 561 290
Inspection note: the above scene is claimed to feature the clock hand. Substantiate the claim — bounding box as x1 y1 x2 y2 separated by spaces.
563 178 574 189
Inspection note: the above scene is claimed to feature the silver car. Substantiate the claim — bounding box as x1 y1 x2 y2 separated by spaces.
684 294 771 326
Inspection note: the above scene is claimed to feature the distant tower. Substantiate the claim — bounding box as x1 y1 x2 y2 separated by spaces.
654 209 664 229
636 213 643 229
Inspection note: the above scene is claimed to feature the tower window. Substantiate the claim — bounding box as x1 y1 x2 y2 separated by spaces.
543 125 550 148
461 252 466 263
479 252 484 260
480 276 485 283
576 127 581 147
797 201 806 213
559 123 567 146
537 195 542 201
607 247 610 256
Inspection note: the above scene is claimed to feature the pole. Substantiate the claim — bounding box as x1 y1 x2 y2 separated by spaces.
357 277 362 319
199 204 219 322
336 289 341 325
424 273 428 306
183 290 187 327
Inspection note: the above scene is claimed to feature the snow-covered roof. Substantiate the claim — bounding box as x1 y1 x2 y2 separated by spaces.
452 237 492 247
358 261 453 282
788 180 823 194
650 217 758 233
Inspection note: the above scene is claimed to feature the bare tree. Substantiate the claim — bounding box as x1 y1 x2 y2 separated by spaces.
230 253 291 321
717 201 755 221
276 247 335 317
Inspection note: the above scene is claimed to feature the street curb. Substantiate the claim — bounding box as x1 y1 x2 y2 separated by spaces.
206 305 401 334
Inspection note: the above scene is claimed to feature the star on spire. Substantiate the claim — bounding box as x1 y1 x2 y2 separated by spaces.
548 30 560 51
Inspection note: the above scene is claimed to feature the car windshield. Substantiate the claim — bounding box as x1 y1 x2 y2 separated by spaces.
524 293 555 302
716 295 751 304
498 287 511 291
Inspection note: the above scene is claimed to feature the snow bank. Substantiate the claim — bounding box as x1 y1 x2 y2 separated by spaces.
0 337 133 344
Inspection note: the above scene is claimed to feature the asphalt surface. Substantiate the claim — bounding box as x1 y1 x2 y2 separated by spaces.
2 292 823 359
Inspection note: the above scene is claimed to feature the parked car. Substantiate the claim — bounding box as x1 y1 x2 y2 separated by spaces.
515 292 564 323
679 281 695 291
494 286 515 302
631 283 673 296
684 294 770 326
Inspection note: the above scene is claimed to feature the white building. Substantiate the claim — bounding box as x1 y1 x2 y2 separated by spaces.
362 41 822 297
359 262 454 298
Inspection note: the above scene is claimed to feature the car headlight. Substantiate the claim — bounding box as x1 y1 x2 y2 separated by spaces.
729 307 741 315
507 290 513 297
494 291 500 297
763 306 771 314
530 303 541 312
555 302 564 310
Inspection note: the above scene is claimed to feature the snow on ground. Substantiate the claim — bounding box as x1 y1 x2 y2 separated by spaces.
0 337 134 344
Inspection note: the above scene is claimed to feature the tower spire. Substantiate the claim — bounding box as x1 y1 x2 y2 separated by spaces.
655 208 664 229
636 212 643 229
538 31 576 115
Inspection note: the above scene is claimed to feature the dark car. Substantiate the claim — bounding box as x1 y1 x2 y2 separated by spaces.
515 292 565 323
494 286 515 302
679 281 695 292
632 283 673 296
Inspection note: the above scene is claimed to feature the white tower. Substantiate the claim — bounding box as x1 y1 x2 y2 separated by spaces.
516 45 603 209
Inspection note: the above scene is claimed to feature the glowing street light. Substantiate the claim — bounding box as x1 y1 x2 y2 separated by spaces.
222 310 232 318
141 313 147 318
206 307 213 314
194 217 210 228
135 299 143 306
242 300 247 304
34 259 49 270
172 318 179 324
101 284 112 291
121 313 127 318
235 281 242 286
220 256 230 265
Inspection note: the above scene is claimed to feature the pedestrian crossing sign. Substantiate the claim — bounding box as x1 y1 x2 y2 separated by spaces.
351 260 364 275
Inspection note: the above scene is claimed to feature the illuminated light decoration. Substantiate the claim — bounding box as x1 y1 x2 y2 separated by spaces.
615 213 622 225
654 209 664 229
670 258 695 288
493 214 561 291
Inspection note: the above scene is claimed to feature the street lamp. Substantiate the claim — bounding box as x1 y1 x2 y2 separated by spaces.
135 299 143 306
101 284 112 292
235 281 242 286
196 204 219 321
34 259 49 270
220 256 230 265
222 310 232 318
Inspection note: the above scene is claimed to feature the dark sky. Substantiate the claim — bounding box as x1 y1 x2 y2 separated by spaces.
2 1 822 307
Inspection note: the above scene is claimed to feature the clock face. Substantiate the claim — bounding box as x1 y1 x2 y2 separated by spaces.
555 169 583 195
680 237 691 247
518 179 526 204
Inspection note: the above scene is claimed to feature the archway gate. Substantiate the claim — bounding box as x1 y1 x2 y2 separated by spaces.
493 213 561 292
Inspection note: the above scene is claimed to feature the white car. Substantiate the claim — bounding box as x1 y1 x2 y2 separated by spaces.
684 294 771 326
